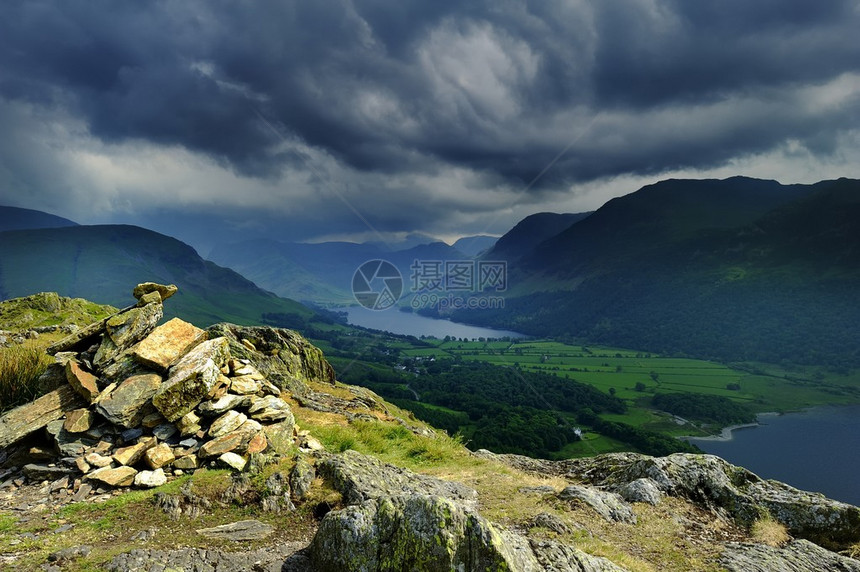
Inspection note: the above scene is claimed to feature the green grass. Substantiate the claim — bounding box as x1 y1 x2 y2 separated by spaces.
311 419 466 468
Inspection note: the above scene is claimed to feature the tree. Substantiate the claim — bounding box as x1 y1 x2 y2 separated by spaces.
635 382 647 392
609 387 617 396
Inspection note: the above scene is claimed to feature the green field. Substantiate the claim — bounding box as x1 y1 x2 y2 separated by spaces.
310 323 860 457
386 337 860 438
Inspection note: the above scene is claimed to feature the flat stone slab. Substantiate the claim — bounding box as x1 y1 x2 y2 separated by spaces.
0 385 87 448
132 318 206 371
195 520 274 541
96 373 162 428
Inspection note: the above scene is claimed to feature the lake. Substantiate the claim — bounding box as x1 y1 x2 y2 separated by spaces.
345 306 525 339
688 405 860 506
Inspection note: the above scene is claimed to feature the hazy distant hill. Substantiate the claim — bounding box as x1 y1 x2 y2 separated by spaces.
0 205 78 232
0 224 314 327
210 239 469 304
452 235 497 257
487 212 592 262
452 177 860 367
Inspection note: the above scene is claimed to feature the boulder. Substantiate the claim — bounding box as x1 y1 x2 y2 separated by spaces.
617 478 663 505
289 456 315 501
22 464 76 481
198 432 245 458
132 282 178 302
219 452 247 471
173 455 198 470
113 436 157 466
84 452 114 468
176 412 202 436
135 468 168 488
245 432 268 455
46 319 108 356
530 513 570 534
310 494 625 572
94 302 164 367
131 318 206 372
87 466 138 487
197 393 251 417
95 373 162 428
262 420 296 454
151 337 230 422
558 485 636 524
65 361 100 402
311 495 512 572
247 395 294 423
229 375 262 395
209 411 248 438
63 408 95 433
318 449 478 507
144 443 175 470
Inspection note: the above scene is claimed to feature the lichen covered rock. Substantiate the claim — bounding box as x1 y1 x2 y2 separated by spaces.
151 337 230 422
206 324 335 395
310 495 517 572
558 484 636 524
318 449 478 506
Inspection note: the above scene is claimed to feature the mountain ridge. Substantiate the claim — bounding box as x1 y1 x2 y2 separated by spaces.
0 224 314 327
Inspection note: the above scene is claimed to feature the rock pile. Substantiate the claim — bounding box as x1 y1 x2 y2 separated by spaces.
0 283 334 495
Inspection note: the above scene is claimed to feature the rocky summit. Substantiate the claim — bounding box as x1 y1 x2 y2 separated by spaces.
0 285 859 571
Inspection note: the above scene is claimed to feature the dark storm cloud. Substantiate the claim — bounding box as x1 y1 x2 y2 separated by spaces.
1 0 859 212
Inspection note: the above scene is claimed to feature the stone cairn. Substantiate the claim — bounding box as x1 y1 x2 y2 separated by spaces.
0 283 316 495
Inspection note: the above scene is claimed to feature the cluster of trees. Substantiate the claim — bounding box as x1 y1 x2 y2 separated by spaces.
651 392 755 426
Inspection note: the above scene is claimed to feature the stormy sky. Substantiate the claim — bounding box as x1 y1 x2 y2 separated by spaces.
1 0 859 252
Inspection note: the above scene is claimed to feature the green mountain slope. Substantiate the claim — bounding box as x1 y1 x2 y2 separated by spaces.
0 225 314 327
452 177 860 367
487 211 592 262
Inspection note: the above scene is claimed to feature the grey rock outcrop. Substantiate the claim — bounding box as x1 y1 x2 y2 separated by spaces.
207 323 335 395
106 543 310 572
566 452 860 549
720 539 860 572
617 478 663 505
558 485 636 524
311 494 627 572
318 449 478 506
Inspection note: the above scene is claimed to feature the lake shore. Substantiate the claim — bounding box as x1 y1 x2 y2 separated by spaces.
680 412 782 442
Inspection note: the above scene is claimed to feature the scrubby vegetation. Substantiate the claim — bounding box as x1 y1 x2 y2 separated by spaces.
0 344 52 412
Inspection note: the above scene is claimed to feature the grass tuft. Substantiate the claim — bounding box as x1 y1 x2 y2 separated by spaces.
0 344 53 412
750 514 790 547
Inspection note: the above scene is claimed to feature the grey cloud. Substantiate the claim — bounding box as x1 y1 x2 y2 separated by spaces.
0 0 859 241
